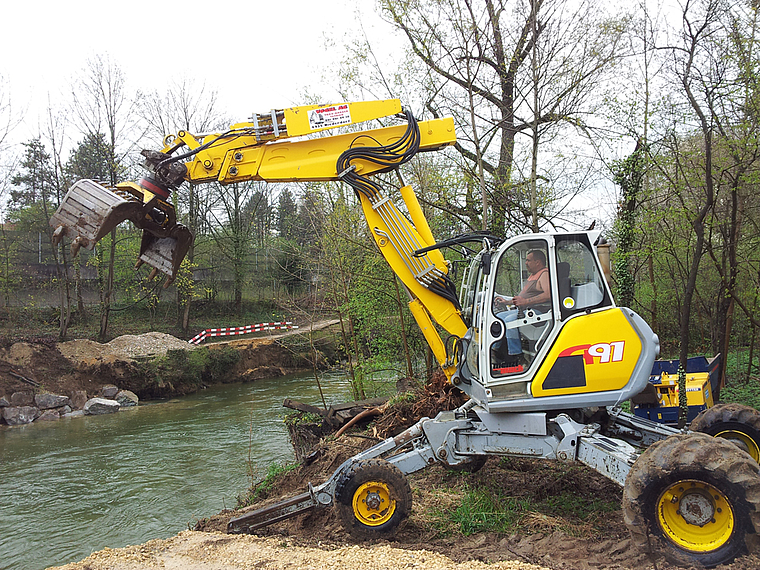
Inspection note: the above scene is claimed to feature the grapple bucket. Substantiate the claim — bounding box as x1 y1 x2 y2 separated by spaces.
50 179 141 256
138 226 193 285
50 179 193 285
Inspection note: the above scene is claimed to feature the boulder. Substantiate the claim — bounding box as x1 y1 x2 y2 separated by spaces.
35 393 70 410
0 396 9 407
59 405 72 415
115 390 139 407
3 406 40 425
63 410 85 418
37 409 60 421
100 385 119 399
83 397 120 415
10 391 34 406
69 390 88 410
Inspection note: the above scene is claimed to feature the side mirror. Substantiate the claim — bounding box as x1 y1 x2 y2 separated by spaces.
482 251 491 276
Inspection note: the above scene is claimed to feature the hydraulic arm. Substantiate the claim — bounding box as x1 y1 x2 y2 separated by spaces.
50 99 466 374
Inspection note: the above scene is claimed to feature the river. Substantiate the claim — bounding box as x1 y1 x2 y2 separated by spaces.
0 371 354 570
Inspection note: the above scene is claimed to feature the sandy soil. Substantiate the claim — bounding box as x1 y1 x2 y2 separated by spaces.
48 530 551 570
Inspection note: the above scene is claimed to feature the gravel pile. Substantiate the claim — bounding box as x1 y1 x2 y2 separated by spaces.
49 530 551 570
58 332 194 362
107 332 195 358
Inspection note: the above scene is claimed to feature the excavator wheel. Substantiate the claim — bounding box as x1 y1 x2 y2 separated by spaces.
335 458 412 539
623 433 760 568
691 403 760 463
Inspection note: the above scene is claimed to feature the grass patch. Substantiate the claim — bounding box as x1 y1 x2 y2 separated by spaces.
420 458 624 540
721 381 760 411
538 492 620 521
429 484 524 536
283 410 324 427
239 462 298 507
426 482 619 538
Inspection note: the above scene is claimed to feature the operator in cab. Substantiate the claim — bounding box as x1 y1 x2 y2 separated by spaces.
493 250 551 359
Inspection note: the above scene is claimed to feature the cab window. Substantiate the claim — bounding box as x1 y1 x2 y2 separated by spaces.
489 240 553 377
555 235 610 319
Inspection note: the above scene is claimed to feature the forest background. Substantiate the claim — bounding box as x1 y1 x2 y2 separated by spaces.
0 0 759 404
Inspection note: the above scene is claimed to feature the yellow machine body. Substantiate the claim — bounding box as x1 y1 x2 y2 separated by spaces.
531 309 644 398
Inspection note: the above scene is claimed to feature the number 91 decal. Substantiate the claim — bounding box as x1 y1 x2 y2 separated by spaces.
559 341 625 364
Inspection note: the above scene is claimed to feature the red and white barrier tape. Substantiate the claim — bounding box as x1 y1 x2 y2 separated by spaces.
188 321 298 345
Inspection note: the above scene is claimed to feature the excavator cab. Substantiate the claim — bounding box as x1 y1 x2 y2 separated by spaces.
455 231 659 413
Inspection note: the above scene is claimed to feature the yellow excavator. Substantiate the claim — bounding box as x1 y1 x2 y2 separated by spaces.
50 99 760 568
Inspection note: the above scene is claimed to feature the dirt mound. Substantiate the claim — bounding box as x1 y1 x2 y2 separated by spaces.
107 332 196 358
58 332 194 362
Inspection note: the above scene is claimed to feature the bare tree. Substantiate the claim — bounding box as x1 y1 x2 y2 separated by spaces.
378 0 630 233
70 55 141 340
0 74 18 152
139 78 225 332
644 0 760 415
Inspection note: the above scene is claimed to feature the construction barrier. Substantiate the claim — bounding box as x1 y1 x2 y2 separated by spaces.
188 322 298 345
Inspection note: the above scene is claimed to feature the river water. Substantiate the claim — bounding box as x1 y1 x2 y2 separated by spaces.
0 371 353 570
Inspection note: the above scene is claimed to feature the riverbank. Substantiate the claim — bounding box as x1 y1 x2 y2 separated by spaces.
0 320 340 426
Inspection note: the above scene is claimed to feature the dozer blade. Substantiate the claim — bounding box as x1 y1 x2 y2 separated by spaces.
227 490 319 534
50 179 193 285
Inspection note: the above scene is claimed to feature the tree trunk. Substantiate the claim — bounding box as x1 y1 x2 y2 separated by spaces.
98 228 116 341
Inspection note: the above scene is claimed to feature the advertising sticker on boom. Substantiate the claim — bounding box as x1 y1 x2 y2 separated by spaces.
308 104 352 131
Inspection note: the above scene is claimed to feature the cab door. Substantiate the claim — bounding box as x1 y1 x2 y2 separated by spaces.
484 236 556 385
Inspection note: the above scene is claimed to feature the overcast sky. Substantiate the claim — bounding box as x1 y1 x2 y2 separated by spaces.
1 0 397 148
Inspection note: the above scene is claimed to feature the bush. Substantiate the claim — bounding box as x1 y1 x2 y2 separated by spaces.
140 345 240 388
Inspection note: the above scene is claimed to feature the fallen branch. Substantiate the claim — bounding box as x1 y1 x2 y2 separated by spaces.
335 406 383 437
9 370 40 387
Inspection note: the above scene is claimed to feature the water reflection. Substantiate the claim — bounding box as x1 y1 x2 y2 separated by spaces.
0 371 352 570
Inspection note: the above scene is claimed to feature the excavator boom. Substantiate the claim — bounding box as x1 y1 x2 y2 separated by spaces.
50 99 464 373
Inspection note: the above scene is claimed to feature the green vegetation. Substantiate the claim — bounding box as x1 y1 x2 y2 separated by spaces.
136 345 240 389
426 469 621 538
431 484 523 535
283 410 324 428
239 462 298 507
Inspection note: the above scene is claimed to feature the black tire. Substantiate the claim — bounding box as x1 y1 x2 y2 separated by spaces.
623 433 760 568
445 455 488 473
691 403 760 463
334 458 412 539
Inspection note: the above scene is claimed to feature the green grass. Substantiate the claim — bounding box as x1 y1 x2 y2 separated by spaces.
721 382 760 411
239 462 299 507
538 492 619 520
135 345 240 388
0 298 290 342
430 485 524 535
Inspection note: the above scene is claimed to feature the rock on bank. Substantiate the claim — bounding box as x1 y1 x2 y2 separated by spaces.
47 530 549 570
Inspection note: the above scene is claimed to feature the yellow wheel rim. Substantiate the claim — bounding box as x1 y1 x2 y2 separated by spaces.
657 479 734 552
352 481 396 527
715 429 760 462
